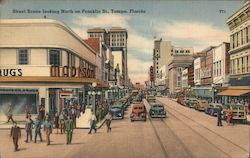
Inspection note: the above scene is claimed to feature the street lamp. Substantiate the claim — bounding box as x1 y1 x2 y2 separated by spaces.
210 84 217 103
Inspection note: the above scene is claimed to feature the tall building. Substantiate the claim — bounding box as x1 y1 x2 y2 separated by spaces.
87 27 128 87
217 0 250 102
153 40 172 87
168 46 193 94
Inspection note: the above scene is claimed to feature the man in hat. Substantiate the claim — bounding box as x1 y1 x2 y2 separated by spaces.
64 116 74 144
34 116 43 143
44 116 53 145
10 122 21 152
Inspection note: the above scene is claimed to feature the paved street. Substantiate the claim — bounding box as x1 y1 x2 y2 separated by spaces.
0 97 249 158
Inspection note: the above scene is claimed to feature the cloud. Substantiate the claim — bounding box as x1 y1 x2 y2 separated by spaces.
74 14 130 28
127 56 152 84
128 33 153 54
157 21 229 51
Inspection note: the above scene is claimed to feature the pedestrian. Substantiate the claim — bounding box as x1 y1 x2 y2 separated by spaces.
217 106 223 126
44 116 53 145
105 112 112 133
70 106 77 128
25 105 30 119
54 112 59 134
34 116 43 143
64 116 74 144
6 105 15 123
10 122 21 152
227 109 233 126
39 105 45 122
76 104 81 118
59 111 65 134
88 112 97 134
25 114 34 143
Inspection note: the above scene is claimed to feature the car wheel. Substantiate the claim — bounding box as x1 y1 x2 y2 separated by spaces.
131 120 134 122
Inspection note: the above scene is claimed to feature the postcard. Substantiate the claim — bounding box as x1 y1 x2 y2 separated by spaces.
0 0 249 158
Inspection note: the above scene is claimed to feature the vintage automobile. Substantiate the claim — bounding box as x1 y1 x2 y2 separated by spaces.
222 104 247 122
205 103 223 116
195 100 208 111
186 98 198 108
130 103 147 122
149 103 166 118
146 95 156 103
110 102 124 120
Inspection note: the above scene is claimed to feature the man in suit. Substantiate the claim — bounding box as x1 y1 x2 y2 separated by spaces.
10 122 21 152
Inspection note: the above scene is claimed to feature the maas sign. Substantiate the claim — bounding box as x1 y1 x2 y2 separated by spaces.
51 66 95 78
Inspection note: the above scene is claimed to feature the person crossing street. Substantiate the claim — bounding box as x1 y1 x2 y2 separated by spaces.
88 112 97 134
64 116 74 144
34 116 43 143
10 122 21 152
44 116 53 145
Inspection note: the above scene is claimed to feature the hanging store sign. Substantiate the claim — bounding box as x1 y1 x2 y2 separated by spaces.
0 69 22 76
50 66 95 78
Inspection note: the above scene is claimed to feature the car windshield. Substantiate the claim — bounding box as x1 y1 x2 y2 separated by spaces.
152 105 164 110
111 107 122 110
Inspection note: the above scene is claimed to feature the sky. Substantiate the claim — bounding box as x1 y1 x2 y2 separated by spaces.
0 0 243 84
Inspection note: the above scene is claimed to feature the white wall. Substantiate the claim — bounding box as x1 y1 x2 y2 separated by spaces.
194 57 201 85
0 49 17 65
30 49 47 65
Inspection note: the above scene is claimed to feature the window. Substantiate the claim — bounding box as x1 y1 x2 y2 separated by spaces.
67 52 75 67
18 49 28 65
49 49 60 66
157 62 158 65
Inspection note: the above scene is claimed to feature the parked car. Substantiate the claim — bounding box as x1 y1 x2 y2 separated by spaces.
205 103 223 116
110 102 124 120
195 100 208 111
222 104 247 122
149 103 166 118
130 103 147 122
146 95 156 103
187 98 198 108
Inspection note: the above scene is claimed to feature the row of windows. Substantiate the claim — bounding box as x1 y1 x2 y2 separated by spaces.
230 55 250 75
15 49 93 69
230 26 250 49
111 43 125 47
213 61 223 77
111 34 126 38
171 49 190 54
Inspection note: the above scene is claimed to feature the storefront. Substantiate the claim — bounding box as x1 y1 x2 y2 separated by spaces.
0 19 100 121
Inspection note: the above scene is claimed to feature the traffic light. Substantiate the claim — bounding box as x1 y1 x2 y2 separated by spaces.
150 66 154 82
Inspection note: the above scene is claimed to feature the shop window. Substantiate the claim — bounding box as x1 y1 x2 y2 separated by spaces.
49 49 61 66
18 49 29 65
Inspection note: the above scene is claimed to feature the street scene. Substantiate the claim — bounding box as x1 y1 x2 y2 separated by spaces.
0 0 250 158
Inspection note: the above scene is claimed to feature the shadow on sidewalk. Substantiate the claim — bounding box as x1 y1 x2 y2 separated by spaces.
49 143 64 146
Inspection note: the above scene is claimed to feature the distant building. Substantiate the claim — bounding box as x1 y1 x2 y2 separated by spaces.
87 27 128 87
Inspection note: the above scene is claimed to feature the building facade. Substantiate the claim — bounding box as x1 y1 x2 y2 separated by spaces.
87 27 128 87
0 19 99 121
217 0 250 103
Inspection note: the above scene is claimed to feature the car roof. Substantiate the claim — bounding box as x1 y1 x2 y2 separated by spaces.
132 104 144 107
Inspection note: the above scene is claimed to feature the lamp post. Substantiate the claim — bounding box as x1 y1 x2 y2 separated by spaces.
87 82 99 115
210 84 217 103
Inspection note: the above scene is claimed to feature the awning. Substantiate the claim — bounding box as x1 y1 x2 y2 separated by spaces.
216 89 250 96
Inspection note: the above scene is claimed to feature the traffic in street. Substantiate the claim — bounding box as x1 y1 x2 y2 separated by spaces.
1 94 249 158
